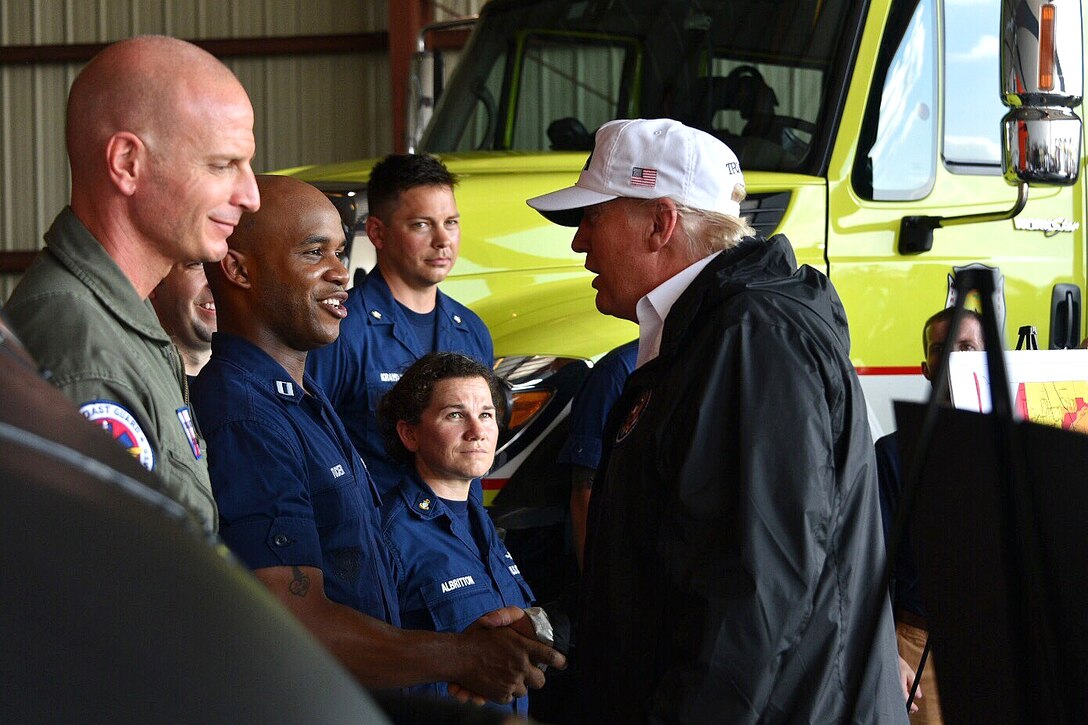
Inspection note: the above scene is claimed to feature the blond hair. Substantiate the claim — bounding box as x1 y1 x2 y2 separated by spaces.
631 184 754 261
673 183 755 258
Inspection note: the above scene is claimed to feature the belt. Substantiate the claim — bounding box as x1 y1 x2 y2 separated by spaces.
895 607 928 633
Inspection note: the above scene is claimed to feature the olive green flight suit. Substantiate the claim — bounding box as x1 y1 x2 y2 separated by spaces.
5 207 217 532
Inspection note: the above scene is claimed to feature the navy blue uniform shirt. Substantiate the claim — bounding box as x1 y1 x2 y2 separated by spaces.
382 472 534 716
558 340 638 470
306 267 493 494
192 332 399 625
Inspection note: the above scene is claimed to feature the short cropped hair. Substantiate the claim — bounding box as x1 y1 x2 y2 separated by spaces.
922 307 985 354
377 352 506 466
366 153 458 221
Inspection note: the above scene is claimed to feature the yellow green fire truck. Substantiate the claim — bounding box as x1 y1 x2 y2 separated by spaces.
280 0 1085 534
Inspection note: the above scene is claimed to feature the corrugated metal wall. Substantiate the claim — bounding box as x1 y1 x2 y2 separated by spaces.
0 0 492 299
435 1 485 21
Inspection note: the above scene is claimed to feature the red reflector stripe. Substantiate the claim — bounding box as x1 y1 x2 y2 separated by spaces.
481 478 508 490
854 366 920 376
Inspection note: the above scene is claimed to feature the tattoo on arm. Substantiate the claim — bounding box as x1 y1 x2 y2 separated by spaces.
289 566 311 597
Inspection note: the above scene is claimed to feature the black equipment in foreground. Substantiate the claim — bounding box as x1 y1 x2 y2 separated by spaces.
890 268 1088 723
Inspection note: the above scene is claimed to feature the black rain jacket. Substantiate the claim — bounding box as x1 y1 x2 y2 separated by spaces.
577 235 906 724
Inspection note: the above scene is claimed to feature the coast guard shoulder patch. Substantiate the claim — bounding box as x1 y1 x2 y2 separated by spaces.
80 400 155 471
615 389 652 444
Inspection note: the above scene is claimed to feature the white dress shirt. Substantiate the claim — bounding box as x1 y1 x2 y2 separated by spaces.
635 252 721 368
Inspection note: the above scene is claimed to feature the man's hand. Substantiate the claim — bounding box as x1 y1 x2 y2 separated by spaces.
446 607 567 704
898 654 922 714
473 605 539 640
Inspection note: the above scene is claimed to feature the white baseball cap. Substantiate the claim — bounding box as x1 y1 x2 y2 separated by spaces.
526 118 745 227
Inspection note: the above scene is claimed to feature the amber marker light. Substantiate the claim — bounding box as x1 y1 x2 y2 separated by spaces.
1039 2 1056 90
508 390 552 431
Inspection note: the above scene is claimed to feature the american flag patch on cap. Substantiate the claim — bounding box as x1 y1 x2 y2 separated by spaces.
630 167 657 188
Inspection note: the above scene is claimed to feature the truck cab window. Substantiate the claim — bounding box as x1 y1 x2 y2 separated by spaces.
506 33 634 151
700 60 822 169
437 45 509 152
854 0 937 201
943 0 1004 171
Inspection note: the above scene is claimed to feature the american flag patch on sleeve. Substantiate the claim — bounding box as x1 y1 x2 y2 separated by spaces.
630 166 658 188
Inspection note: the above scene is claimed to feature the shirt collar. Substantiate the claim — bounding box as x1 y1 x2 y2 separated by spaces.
635 251 720 367
399 471 444 520
209 332 309 405
398 470 481 520
362 265 465 330
45 207 172 344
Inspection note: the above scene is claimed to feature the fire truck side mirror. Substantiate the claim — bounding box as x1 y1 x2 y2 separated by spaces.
1001 0 1084 186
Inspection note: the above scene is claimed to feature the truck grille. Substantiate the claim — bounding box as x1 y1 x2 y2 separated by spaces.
741 191 791 237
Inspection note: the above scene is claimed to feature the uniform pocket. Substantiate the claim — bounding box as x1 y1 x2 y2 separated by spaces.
420 575 503 633
366 381 394 416
165 448 216 523
310 472 361 530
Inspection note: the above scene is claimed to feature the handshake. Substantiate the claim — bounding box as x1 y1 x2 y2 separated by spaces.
448 605 568 706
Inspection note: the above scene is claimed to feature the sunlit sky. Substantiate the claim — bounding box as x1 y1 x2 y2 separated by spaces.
944 0 1008 163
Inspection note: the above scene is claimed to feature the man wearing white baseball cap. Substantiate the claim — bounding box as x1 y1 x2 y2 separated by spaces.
528 119 905 723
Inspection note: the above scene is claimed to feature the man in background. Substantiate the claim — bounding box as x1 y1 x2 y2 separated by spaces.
876 306 985 724
308 153 493 494
151 261 217 378
557 339 637 569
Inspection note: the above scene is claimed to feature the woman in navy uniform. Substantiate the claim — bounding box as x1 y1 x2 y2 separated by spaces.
378 352 537 717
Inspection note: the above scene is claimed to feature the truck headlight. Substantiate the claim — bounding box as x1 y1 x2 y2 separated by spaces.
493 355 589 444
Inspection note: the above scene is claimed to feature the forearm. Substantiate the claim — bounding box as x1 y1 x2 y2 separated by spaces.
255 565 466 690
355 615 556 702
317 607 469 689
255 565 559 700
570 466 594 570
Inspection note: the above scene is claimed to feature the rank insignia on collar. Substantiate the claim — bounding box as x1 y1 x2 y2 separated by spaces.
371 310 382 319
275 380 295 397
419 498 431 511
453 315 462 324
615 389 652 444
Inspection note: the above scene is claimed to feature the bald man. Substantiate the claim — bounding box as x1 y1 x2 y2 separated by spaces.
191 175 564 703
4 36 259 532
